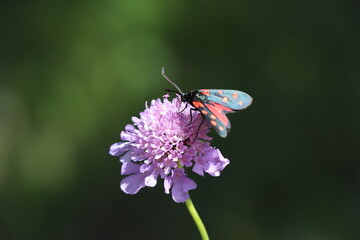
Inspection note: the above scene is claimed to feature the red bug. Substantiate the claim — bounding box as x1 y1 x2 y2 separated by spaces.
162 68 253 138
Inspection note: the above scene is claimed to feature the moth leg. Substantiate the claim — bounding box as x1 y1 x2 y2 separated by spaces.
194 116 205 140
188 108 198 126
178 102 188 114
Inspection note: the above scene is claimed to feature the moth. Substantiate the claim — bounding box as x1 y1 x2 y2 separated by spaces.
162 67 252 138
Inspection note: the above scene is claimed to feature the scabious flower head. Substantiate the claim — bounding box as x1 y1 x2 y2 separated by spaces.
109 95 230 203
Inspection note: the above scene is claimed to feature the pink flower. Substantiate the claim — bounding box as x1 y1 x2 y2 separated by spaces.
109 96 229 203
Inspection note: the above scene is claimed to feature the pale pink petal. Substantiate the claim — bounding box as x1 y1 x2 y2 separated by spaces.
121 162 140 175
109 142 131 156
120 173 146 194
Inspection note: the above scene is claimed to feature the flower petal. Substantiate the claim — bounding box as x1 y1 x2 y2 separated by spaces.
121 131 133 141
192 161 206 176
167 169 197 203
120 173 146 194
109 142 131 156
181 176 197 193
131 117 140 125
205 149 230 177
121 162 140 175
140 163 152 173
171 180 189 203
125 124 135 132
164 177 173 194
144 170 160 187
119 150 132 163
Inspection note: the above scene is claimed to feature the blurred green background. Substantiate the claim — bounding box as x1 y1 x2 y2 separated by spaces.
1 0 359 239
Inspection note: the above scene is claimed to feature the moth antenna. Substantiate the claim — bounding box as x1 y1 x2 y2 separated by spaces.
162 67 183 95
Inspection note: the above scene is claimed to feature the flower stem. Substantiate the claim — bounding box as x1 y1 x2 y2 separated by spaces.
185 197 210 240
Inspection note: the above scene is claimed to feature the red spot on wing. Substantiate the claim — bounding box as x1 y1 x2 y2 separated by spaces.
212 102 233 112
199 89 210 96
205 103 230 126
201 109 208 115
192 101 204 108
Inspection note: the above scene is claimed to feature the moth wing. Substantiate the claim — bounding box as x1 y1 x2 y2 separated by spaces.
198 89 253 110
192 100 230 138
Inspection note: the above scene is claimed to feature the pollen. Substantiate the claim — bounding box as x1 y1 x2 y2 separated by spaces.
239 100 244 105
222 97 229 102
232 92 238 99
210 120 217 126
210 114 216 120
217 90 224 94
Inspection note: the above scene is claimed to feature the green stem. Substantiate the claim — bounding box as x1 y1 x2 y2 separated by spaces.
185 197 210 240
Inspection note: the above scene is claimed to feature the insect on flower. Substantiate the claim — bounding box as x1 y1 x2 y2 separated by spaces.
162 67 253 138
109 95 230 203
